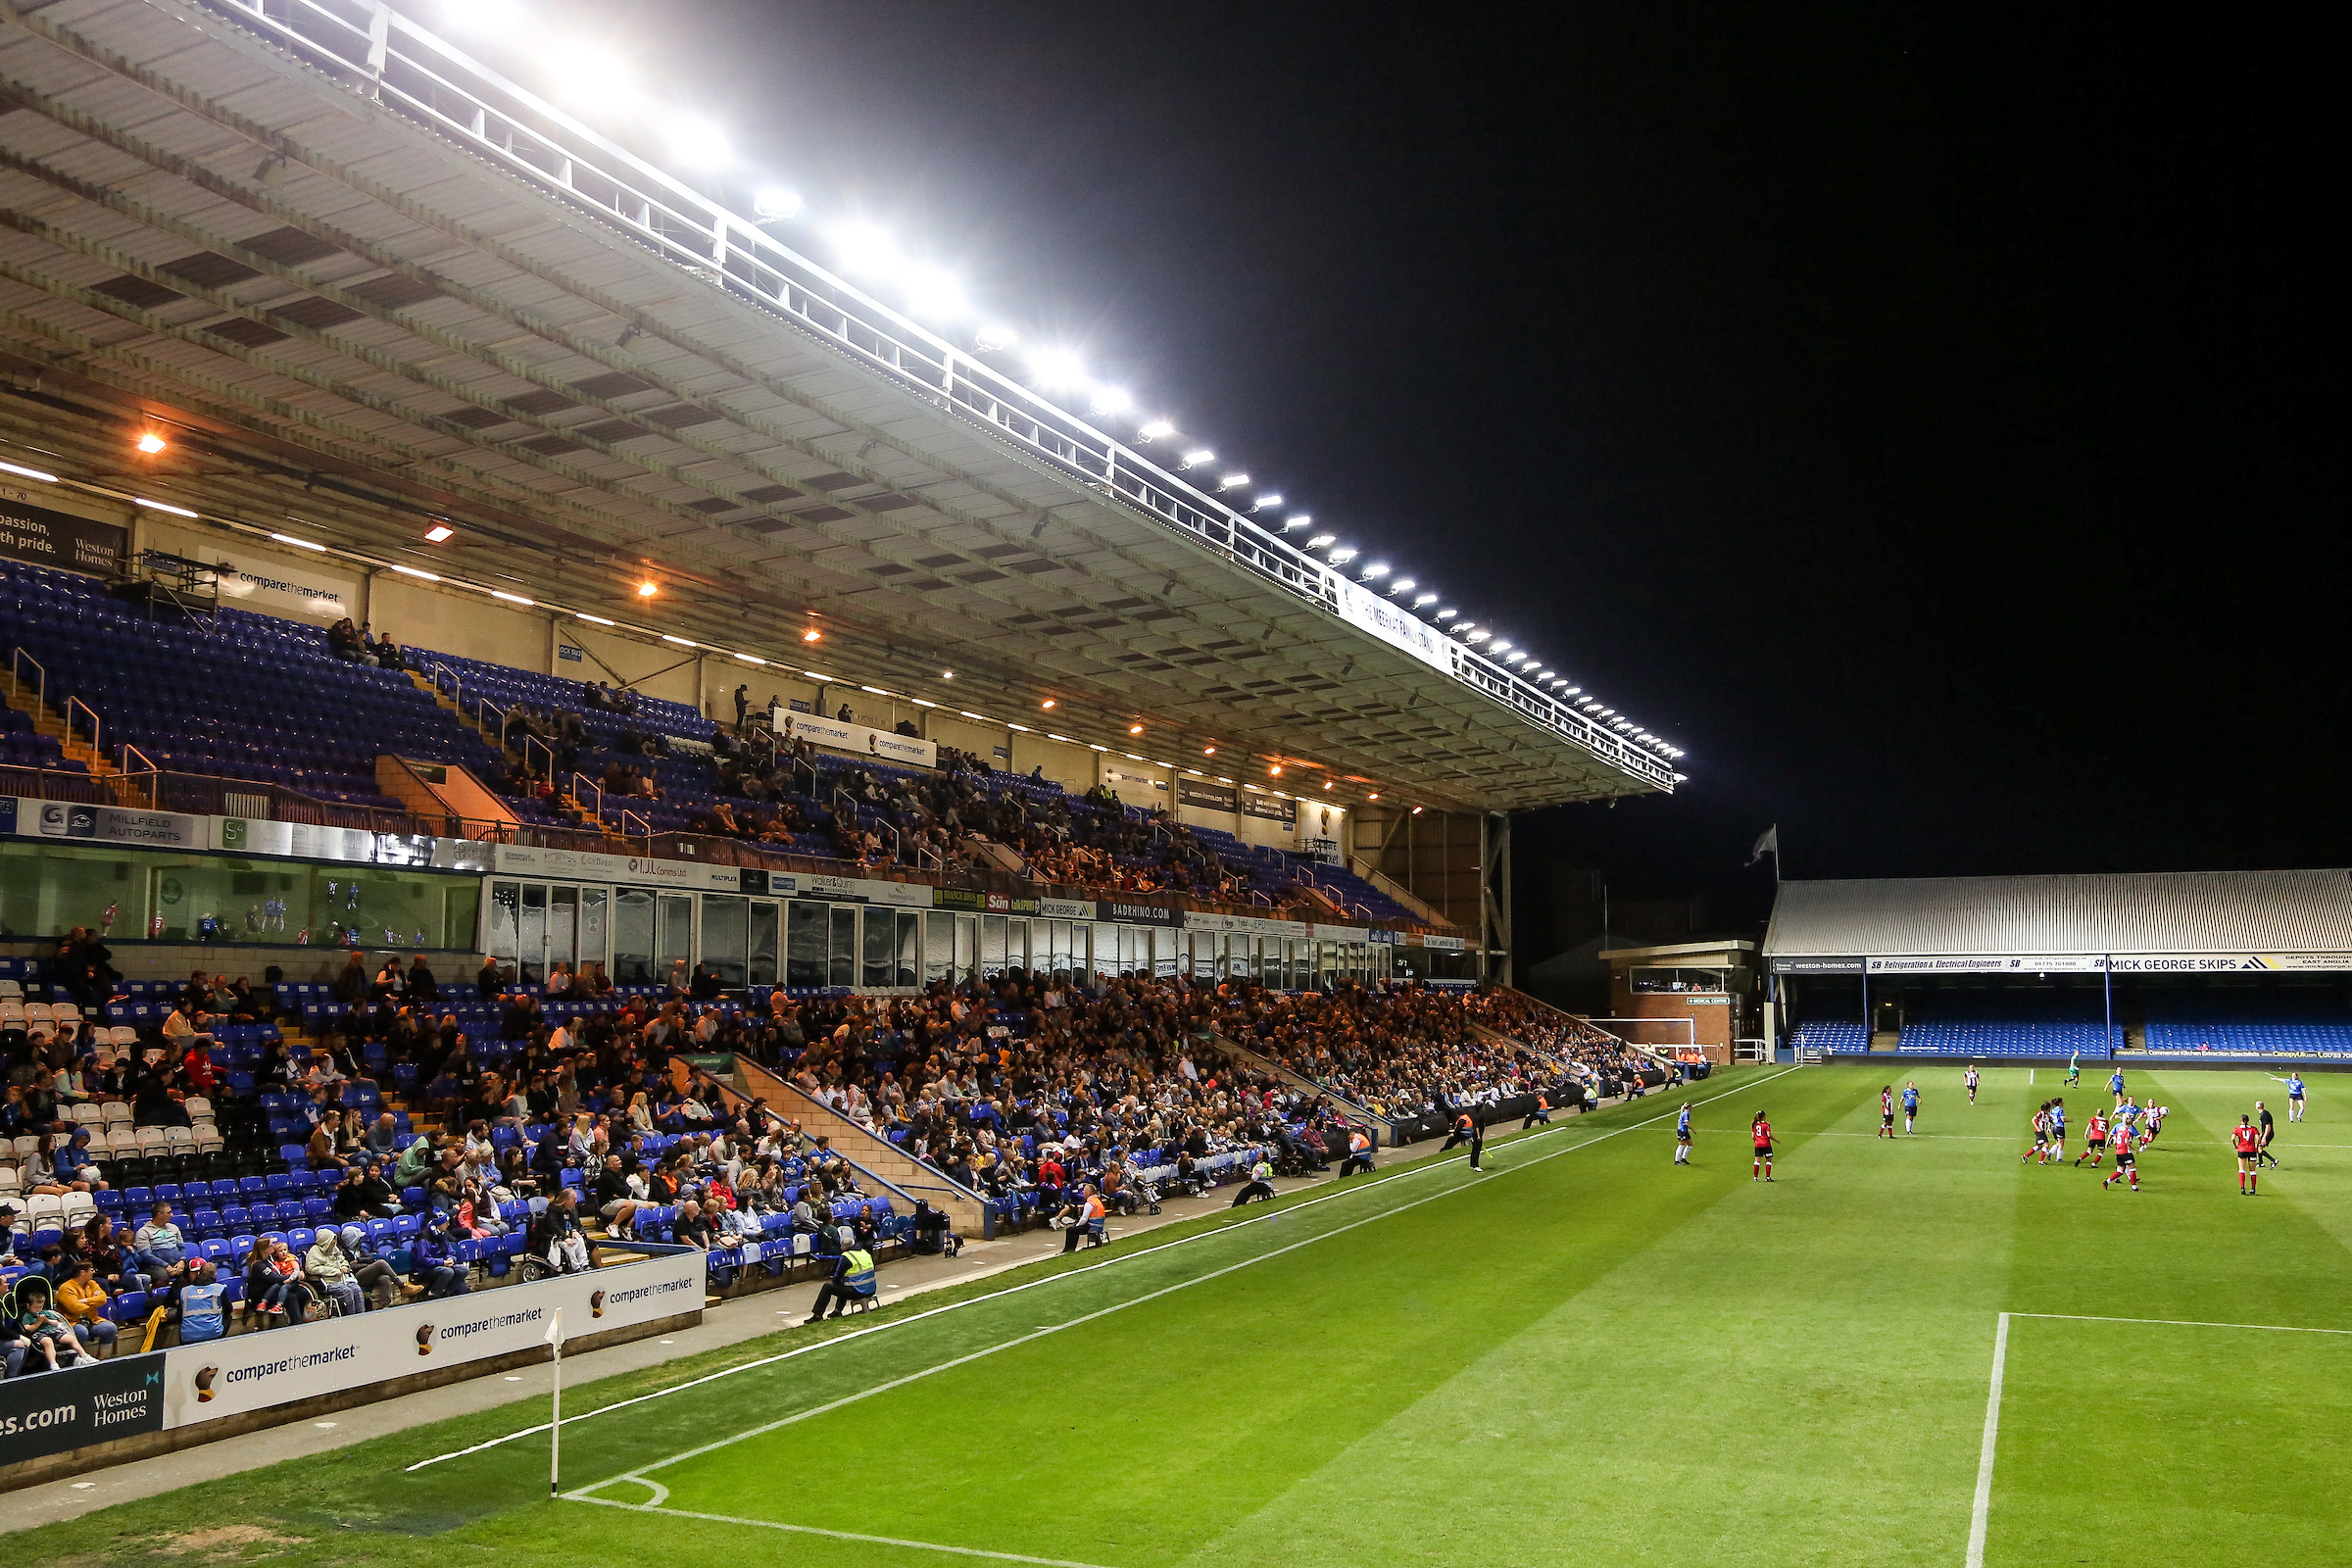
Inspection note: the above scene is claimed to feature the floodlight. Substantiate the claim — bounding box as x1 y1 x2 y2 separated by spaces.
1391 578 1415 593
1360 563 1389 578
1413 592 1438 606
423 524 455 543
636 581 658 597
1492 640 1512 652
1304 533 1335 550
1328 547 1357 564
753 186 803 220
973 324 1018 352
1252 493 1285 511
1434 607 1455 618
828 220 902 279
134 431 168 455
1284 514 1312 530
904 266 969 319
1466 629 1491 642
1181 448 1215 466
1217 472 1250 490
1089 385 1133 416
1027 347 1087 390
663 116 730 167
544 41 634 105
1137 419 1175 441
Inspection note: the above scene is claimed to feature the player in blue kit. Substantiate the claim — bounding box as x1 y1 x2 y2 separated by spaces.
1901 1081 1920 1135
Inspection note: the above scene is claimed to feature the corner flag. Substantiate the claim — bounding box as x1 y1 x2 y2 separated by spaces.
1747 825 1780 868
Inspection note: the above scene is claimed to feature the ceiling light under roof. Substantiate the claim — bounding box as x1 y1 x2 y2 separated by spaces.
423 524 455 543
0 461 57 482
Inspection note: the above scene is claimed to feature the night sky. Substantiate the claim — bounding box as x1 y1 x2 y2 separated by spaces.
483 4 2342 953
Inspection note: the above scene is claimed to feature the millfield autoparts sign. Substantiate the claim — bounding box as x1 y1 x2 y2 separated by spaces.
0 1350 166 1463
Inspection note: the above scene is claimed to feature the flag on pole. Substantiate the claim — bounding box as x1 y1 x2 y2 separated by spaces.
1747 825 1780 866
547 1306 563 1498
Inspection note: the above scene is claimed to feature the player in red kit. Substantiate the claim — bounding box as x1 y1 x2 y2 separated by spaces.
1878 1087 1895 1140
1751 1111 1774 1182
2101 1120 2140 1191
2232 1115 2263 1195
2075 1109 2107 1168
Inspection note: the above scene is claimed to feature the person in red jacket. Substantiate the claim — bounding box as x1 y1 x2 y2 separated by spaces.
1751 1111 1774 1182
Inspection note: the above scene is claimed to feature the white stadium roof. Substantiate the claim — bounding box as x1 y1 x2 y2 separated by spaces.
0 0 1687 813
1764 870 2352 960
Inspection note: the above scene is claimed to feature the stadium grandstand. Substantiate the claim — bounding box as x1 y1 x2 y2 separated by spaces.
0 0 1698 1488
1765 869 2352 1062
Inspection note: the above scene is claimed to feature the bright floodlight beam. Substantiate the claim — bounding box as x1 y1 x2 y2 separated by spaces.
828 220 900 279
973 323 1018 352
1217 472 1250 490
1251 493 1285 511
1284 514 1311 530
1413 592 1439 606
1137 419 1175 441
752 186 803 220
1089 385 1134 416
1180 448 1214 467
903 265 970 320
663 115 730 166
1027 347 1087 391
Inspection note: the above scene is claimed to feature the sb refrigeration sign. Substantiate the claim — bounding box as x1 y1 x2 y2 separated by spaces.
0 1350 166 1464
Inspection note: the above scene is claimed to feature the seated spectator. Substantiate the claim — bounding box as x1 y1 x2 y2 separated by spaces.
244 1236 310 1324
57 1258 116 1356
6 1275 85 1375
408 1213 469 1299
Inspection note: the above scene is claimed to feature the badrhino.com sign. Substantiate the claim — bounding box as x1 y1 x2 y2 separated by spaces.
157 1250 703 1428
0 1350 166 1463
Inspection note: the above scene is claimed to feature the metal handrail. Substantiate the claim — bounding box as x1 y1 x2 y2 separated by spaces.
61 696 99 758
189 0 1678 794
426 660 462 710
8 646 44 710
519 732 556 781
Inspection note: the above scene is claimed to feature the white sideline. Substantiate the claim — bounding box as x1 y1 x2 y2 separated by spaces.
408 1066 1794 1474
1967 1308 2352 1563
1963 1312 2008 1568
459 1067 1796 1494
570 1493 1120 1568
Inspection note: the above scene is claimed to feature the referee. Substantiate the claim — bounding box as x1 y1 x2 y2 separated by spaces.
2256 1101 2281 1168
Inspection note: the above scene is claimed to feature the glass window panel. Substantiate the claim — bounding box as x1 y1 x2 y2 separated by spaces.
657 894 694 985
787 901 829 989
896 910 920 987
549 886 577 973
1007 918 1029 975
579 887 609 977
612 888 655 984
487 881 520 967
749 901 780 987
517 884 547 983
1092 923 1116 982
954 914 977 982
701 894 749 987
924 910 955 986
980 914 1007 979
829 906 857 988
862 908 895 988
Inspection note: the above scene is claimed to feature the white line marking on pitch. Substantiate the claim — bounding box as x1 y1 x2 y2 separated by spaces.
1964 1312 2008 1568
2010 1311 2352 1336
570 1494 1118 1568
411 1066 1795 1474
1968 1308 2352 1562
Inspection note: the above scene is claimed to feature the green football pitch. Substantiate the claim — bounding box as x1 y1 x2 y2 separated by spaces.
17 1062 2352 1567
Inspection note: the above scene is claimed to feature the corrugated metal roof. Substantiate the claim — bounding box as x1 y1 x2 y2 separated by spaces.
1764 871 2352 956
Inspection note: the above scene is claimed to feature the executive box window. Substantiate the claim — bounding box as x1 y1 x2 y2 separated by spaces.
1631 967 1730 994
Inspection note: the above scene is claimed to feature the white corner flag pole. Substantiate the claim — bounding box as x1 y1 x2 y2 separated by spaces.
545 1306 564 1499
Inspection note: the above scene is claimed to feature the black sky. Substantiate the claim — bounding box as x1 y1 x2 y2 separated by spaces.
491 4 2343 943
